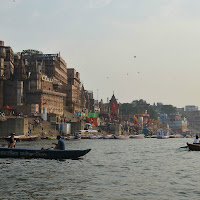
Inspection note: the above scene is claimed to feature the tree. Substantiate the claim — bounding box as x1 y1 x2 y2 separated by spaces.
160 105 176 115
21 49 43 56
149 105 158 120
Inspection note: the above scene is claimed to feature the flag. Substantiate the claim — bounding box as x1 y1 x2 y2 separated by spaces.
178 128 182 133
43 102 47 105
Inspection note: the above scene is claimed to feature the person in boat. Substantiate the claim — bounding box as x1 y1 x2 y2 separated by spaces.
194 135 199 144
52 135 65 150
8 133 16 148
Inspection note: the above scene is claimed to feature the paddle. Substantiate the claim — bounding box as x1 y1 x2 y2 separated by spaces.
25 147 54 159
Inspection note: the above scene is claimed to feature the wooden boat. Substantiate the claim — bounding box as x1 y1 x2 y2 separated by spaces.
114 135 129 139
169 134 182 138
187 143 200 151
129 134 145 139
0 147 91 159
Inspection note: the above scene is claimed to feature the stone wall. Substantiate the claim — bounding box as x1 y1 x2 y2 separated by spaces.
70 122 85 135
0 118 28 137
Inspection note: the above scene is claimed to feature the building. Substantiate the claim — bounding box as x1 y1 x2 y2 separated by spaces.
185 105 198 111
0 41 67 116
66 68 81 112
179 110 200 133
0 40 94 118
168 113 188 133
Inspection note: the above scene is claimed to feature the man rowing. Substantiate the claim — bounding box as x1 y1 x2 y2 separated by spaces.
52 136 65 150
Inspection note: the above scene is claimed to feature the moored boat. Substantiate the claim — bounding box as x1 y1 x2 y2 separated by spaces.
169 134 182 138
103 134 115 139
0 147 91 159
114 135 129 139
64 135 81 141
156 129 169 139
129 134 145 139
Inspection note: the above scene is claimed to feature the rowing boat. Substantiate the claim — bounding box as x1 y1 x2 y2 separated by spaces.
0 147 91 159
187 143 200 151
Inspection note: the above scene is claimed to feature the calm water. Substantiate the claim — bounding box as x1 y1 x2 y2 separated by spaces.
0 138 199 200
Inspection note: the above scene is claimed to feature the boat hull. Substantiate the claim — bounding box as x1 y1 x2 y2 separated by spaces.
187 143 200 151
0 147 91 159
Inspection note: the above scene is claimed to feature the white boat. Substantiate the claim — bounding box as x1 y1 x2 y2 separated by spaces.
103 135 115 139
156 129 169 139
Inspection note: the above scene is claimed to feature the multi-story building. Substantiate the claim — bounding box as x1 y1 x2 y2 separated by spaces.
0 41 67 116
179 110 200 133
0 40 94 117
185 105 198 111
66 68 80 112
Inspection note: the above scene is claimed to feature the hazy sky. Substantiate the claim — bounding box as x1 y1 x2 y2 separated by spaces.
1 0 200 108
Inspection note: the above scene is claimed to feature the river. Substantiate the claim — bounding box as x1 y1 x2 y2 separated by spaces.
0 138 198 200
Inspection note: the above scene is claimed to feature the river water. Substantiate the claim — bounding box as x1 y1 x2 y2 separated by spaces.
0 138 199 200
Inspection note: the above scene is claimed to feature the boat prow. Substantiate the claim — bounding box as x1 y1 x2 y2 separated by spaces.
187 143 200 151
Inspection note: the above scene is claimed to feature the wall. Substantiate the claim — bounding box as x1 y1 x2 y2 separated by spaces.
0 118 28 137
70 122 85 135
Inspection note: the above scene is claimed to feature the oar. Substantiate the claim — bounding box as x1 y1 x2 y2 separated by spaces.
25 147 54 159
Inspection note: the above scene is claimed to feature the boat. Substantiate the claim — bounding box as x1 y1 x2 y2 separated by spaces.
156 129 169 139
169 134 182 138
185 135 192 138
114 135 129 139
64 135 81 141
187 143 200 151
103 134 115 139
0 146 91 159
129 134 145 139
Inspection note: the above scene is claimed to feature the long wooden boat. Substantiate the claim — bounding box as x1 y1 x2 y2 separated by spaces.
0 147 91 159
187 143 200 151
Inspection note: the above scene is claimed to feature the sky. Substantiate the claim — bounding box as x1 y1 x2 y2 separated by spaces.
1 0 200 108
